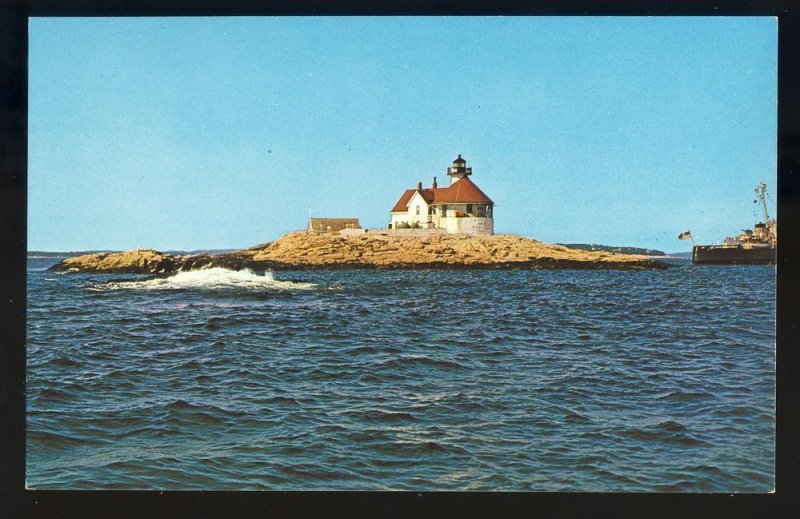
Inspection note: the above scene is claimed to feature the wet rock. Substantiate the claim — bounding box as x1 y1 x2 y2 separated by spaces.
49 249 180 274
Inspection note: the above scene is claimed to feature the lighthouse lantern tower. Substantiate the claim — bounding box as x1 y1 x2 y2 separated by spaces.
447 154 473 185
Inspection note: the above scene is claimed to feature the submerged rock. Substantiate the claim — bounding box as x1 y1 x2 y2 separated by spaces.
49 232 671 274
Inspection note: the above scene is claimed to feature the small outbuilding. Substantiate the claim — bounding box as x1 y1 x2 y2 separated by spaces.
307 218 361 233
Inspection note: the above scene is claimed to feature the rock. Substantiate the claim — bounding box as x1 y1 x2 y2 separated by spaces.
49 249 181 274
49 232 672 274
243 232 669 270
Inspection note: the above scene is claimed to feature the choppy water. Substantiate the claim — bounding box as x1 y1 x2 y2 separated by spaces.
26 258 775 491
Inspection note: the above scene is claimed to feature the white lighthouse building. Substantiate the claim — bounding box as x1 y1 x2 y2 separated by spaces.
388 155 495 236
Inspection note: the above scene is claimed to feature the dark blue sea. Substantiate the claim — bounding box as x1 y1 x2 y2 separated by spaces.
26 257 775 491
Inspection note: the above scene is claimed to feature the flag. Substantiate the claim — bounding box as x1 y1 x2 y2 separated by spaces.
678 230 692 240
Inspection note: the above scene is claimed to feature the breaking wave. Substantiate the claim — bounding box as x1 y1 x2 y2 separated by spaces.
95 268 316 291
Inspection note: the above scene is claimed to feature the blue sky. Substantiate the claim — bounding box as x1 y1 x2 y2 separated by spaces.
28 17 777 252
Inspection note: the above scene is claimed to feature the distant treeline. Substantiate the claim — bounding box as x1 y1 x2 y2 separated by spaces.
28 249 237 258
27 250 115 258
559 244 666 256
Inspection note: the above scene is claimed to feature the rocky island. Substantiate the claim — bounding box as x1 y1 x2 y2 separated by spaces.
49 232 671 274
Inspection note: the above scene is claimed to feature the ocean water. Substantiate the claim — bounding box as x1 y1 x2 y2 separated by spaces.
26 257 775 491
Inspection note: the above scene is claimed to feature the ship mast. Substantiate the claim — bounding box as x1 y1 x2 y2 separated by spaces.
755 182 769 223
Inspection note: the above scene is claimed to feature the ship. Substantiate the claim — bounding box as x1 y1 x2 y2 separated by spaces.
689 182 776 265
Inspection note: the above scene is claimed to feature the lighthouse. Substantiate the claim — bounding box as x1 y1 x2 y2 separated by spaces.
447 154 472 185
388 155 494 235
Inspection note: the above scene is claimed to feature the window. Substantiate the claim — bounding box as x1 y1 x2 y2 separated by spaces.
441 205 448 216
415 206 420 215
466 204 473 214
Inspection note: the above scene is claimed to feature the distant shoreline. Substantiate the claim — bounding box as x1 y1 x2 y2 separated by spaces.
558 243 665 256
28 249 238 258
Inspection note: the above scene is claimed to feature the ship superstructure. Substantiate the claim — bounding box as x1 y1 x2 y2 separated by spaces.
691 182 776 265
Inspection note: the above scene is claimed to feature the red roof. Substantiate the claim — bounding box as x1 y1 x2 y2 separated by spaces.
390 176 493 212
391 189 418 213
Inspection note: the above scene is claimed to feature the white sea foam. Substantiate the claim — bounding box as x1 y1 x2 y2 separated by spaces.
97 268 316 291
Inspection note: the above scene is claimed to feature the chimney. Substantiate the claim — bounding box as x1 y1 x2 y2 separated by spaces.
417 181 422 191
432 176 438 189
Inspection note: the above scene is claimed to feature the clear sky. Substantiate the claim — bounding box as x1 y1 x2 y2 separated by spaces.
28 16 777 252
